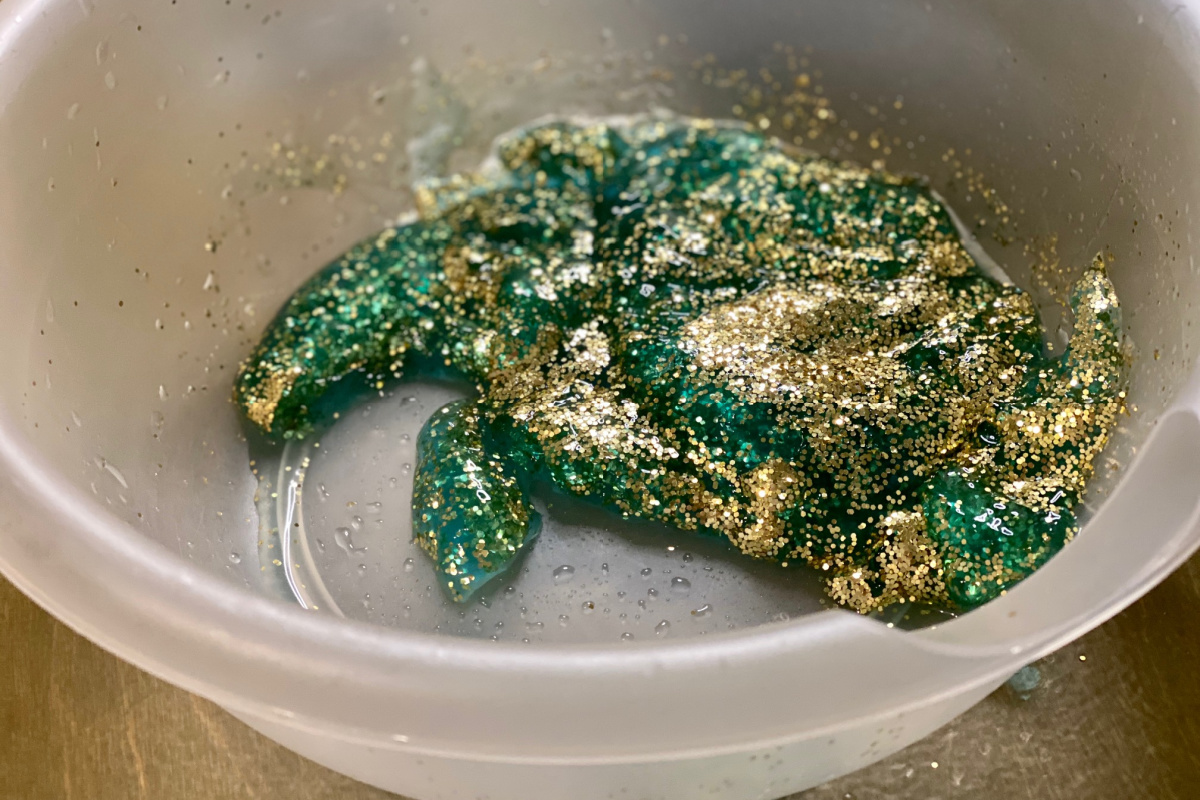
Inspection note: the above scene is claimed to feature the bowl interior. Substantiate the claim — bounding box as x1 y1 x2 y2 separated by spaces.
0 0 1196 645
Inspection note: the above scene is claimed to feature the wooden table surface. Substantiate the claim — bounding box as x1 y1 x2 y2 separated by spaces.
4 556 1200 800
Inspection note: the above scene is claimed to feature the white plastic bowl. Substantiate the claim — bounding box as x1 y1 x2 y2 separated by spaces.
1 1 1199 798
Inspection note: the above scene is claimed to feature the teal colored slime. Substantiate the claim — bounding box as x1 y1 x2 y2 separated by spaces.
235 116 1126 613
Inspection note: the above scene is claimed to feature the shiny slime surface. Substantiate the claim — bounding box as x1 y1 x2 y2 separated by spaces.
235 115 1126 614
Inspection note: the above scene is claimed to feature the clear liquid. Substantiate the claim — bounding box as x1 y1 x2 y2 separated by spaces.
252 381 832 643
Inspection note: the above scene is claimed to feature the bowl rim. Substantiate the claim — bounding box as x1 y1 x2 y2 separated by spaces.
5 391 1200 759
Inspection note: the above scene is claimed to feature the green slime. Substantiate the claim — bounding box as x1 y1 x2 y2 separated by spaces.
235 116 1126 613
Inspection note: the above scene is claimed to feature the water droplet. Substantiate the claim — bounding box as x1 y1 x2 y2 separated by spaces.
315 539 326 552
647 588 659 599
552 564 575 584
691 604 713 618
400 432 411 443
640 567 652 578
350 515 364 531
70 411 82 428
156 95 169 111
526 621 543 632
366 501 383 514
228 552 241 564
45 299 56 322
655 620 670 636
158 385 168 401
601 562 609 575
317 483 330 502
670 577 692 594
100 459 129 489
334 527 362 554
682 552 693 563
620 632 634 641
150 411 164 433
104 71 117 90
558 614 569 627
581 600 595 614
358 563 368 574
403 557 415 572
202 271 218 291
401 462 412 475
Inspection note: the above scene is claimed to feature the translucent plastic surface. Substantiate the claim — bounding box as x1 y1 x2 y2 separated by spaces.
0 1 1198 798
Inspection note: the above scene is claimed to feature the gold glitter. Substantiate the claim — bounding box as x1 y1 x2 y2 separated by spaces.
241 368 295 431
236 115 1127 611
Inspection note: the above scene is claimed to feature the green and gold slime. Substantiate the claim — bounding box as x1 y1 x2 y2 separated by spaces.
235 116 1125 613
